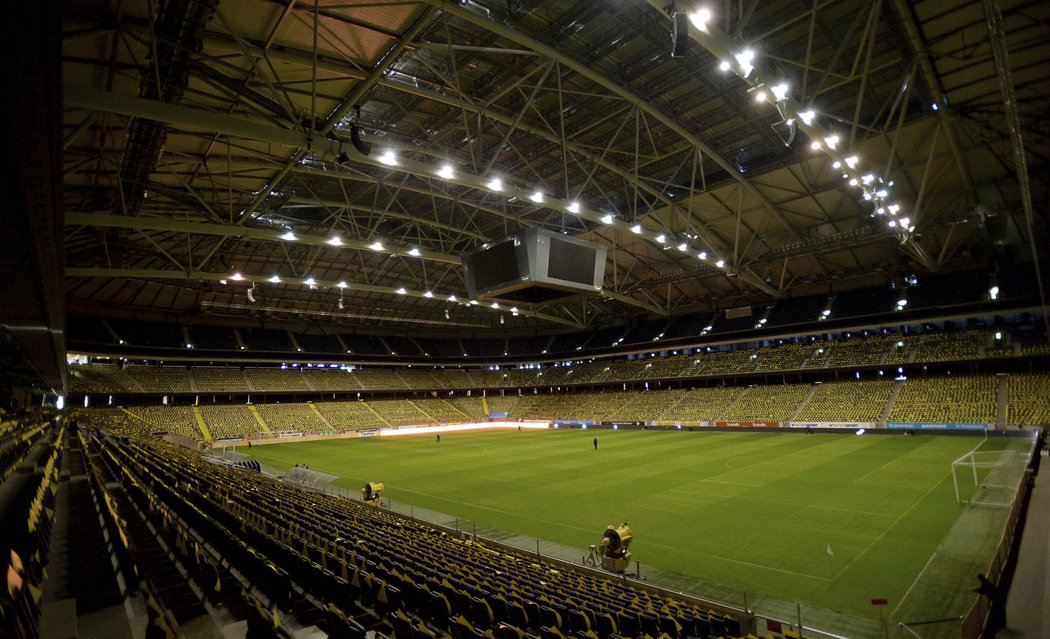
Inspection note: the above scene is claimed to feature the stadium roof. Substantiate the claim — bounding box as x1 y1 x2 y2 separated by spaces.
3 0 1049 392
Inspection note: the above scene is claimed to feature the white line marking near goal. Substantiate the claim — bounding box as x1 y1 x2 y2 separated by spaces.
891 551 937 618
830 474 949 581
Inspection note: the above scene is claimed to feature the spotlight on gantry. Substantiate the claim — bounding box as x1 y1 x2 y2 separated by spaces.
361 481 384 506
599 523 633 573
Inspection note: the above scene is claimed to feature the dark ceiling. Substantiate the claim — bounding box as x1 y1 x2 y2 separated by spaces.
26 0 1047 389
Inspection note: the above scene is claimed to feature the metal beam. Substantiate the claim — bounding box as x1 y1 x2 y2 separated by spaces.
66 88 770 292
64 212 462 264
65 267 584 329
599 290 670 317
889 0 973 196
420 1 791 283
982 0 1049 341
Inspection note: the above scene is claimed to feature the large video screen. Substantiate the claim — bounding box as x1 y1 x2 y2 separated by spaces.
467 239 521 290
547 237 597 286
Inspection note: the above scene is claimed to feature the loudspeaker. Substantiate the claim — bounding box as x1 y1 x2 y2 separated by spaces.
671 13 689 57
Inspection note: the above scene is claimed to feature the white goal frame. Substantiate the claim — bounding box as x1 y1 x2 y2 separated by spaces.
951 443 1021 507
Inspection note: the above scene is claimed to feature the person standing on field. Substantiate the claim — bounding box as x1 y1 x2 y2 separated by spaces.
593 437 598 450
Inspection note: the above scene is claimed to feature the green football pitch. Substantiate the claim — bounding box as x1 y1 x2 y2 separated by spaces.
244 428 1027 626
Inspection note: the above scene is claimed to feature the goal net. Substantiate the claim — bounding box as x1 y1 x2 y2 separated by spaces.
951 448 1024 507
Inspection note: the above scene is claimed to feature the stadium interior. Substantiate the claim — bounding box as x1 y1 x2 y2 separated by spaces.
1 0 1048 638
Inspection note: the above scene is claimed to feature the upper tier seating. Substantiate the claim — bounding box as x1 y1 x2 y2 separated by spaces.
301 367 363 392
68 327 1034 397
825 335 896 368
246 368 309 392
130 366 192 393
354 369 410 391
193 367 250 393
69 364 143 393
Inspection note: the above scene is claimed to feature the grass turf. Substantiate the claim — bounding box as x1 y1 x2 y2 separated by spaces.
245 428 1023 623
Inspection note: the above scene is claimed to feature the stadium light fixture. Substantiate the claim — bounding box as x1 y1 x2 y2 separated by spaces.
718 59 731 72
378 150 397 166
327 236 343 246
734 49 755 77
567 201 581 213
408 247 421 257
396 287 407 295
437 163 455 179
689 7 712 30
529 190 544 203
231 272 244 281
601 214 615 224
370 240 383 251
268 275 281 283
486 176 503 191
281 231 297 241
631 224 643 234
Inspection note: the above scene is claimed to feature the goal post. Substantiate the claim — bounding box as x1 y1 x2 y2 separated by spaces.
951 448 1023 507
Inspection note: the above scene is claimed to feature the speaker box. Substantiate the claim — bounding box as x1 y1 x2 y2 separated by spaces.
671 13 689 57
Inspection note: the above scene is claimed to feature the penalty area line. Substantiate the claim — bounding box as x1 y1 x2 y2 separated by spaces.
891 551 937 618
